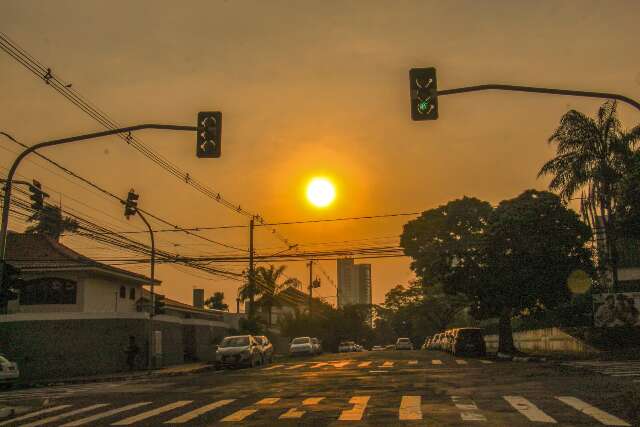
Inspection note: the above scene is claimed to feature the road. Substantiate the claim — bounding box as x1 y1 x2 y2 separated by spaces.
0 350 637 426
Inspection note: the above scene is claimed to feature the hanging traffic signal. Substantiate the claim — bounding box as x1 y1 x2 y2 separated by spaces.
409 67 438 121
124 189 139 219
312 278 321 289
29 180 48 210
154 294 166 315
196 111 222 158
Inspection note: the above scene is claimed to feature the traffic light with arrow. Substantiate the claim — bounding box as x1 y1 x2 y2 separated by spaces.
196 111 222 158
410 67 438 121
124 189 139 219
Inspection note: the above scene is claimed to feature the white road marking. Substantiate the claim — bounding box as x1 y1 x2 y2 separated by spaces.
0 405 72 426
62 402 152 426
310 362 328 368
164 399 234 424
263 364 284 370
285 363 306 370
333 361 351 368
480 360 493 364
432 359 443 365
256 397 280 405
504 396 556 423
303 397 325 405
399 395 422 420
358 361 372 367
556 396 630 426
408 360 418 365
220 409 257 422
279 408 305 419
338 396 370 421
111 401 192 425
21 404 109 427
451 396 486 422
455 359 468 365
381 361 394 367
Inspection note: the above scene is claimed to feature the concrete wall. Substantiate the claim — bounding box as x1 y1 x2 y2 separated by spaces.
484 327 599 354
82 275 140 313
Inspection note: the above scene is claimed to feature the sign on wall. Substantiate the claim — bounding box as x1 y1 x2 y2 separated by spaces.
593 292 640 327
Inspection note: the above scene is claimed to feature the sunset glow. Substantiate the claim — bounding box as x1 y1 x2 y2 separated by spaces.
306 178 336 208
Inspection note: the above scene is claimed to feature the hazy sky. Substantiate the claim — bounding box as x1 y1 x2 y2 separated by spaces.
1 0 639 307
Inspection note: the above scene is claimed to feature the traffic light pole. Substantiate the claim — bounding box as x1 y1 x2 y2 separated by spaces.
135 209 157 369
0 124 196 294
308 260 313 318
437 84 640 112
248 218 255 317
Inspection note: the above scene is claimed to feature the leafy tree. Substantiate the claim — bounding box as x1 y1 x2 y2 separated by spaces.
616 152 640 239
479 190 593 353
250 265 301 327
538 101 640 289
26 205 79 241
204 291 228 311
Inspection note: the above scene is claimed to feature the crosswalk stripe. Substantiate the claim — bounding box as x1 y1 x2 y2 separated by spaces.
61 402 152 426
432 359 443 365
0 405 72 426
285 363 306 370
556 396 630 426
311 362 328 368
504 396 556 423
21 404 109 427
263 364 284 370
256 397 280 405
399 395 422 420
302 397 325 405
164 400 234 424
451 396 486 421
339 396 370 421
408 360 418 365
358 361 372 367
381 361 394 367
333 361 351 368
455 359 468 365
279 408 304 419
111 401 192 425
220 409 257 422
480 360 493 364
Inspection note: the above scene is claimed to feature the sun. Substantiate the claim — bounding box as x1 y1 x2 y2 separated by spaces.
306 177 336 208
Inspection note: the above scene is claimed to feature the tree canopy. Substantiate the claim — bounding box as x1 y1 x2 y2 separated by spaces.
26 205 79 241
205 291 228 311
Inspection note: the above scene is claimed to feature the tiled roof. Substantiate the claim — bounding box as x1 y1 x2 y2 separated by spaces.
5 232 160 285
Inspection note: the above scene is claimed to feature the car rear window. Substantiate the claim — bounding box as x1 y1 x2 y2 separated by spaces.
292 337 310 344
220 336 249 347
456 330 483 342
398 338 410 343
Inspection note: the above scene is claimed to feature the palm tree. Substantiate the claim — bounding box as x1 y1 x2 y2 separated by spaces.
25 205 79 241
538 100 640 289
239 265 300 326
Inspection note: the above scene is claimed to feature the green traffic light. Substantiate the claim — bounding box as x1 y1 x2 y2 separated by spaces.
417 99 430 113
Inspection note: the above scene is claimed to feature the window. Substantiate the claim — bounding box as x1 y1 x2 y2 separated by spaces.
129 287 135 300
20 278 77 305
119 286 126 298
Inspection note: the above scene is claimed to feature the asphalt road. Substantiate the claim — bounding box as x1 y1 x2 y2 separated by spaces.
1 350 638 426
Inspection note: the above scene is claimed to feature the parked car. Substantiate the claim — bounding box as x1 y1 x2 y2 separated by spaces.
255 335 274 364
384 344 396 350
289 337 315 356
338 341 356 353
433 333 443 350
371 345 384 351
395 337 414 350
215 335 262 369
0 354 19 386
451 328 487 357
311 337 323 355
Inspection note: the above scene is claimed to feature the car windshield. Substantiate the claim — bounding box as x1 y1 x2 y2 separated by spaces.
0 355 9 364
292 337 310 344
220 336 249 347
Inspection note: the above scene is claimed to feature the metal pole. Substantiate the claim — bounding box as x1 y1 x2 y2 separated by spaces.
136 209 155 369
248 218 255 317
309 260 313 318
436 84 640 112
0 124 196 294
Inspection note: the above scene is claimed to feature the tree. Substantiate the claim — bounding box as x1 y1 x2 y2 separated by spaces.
616 152 640 239
204 291 228 311
480 190 593 353
25 205 79 241
241 264 301 326
538 101 640 290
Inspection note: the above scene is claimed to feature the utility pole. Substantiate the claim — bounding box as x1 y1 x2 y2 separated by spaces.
308 260 313 318
248 217 255 317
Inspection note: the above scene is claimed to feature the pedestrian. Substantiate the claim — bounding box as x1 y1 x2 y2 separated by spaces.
125 336 140 371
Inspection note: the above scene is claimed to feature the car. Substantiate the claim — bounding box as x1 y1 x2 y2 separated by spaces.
254 335 274 364
0 354 19 386
338 341 355 353
421 337 430 350
451 328 487 357
371 345 384 351
215 335 262 369
289 337 315 356
395 337 413 350
384 344 396 350
311 337 323 355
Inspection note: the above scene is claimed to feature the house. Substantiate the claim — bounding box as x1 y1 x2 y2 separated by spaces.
0 233 233 380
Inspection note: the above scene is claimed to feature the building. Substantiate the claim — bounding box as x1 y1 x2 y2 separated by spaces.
0 233 234 380
337 258 372 308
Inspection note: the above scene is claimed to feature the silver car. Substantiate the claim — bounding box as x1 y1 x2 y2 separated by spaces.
289 337 315 356
395 337 414 350
215 335 262 369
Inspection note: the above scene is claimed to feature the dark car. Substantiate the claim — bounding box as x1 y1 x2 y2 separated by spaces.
451 328 486 357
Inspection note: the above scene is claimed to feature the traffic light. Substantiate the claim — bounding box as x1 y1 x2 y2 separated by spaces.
409 67 438 121
29 179 48 210
154 294 166 315
312 278 321 289
124 189 139 219
196 111 222 158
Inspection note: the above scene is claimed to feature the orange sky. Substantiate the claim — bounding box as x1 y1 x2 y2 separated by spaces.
1 0 639 308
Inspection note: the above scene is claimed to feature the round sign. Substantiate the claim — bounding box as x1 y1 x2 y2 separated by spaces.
567 270 591 294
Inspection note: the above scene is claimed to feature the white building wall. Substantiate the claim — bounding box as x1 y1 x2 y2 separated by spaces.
82 275 140 313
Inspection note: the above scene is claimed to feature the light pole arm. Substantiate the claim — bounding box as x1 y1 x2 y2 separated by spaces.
437 84 640 112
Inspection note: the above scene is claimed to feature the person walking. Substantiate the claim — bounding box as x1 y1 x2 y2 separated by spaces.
125 336 140 371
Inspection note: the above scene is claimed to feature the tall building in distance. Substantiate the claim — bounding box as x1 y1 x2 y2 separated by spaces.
337 258 372 308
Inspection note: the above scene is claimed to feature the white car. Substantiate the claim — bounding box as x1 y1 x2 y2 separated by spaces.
395 338 414 350
338 341 355 353
289 337 315 356
0 354 19 384
371 345 384 351
215 335 262 369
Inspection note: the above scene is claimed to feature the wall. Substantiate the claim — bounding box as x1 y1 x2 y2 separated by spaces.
82 275 140 313
484 327 599 354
